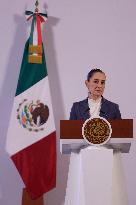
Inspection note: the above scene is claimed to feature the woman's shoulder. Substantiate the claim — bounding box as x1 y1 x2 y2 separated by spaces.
102 98 119 108
72 98 88 106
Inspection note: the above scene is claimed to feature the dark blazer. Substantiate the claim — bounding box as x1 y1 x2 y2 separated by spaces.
69 97 121 120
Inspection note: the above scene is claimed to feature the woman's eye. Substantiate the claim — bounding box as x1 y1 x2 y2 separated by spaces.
94 80 99 84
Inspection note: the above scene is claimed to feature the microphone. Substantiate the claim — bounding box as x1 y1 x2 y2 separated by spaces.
85 107 90 112
84 107 90 113
100 110 108 118
100 110 105 114
83 107 90 118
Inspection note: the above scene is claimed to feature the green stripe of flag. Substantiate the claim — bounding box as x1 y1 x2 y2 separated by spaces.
16 40 47 96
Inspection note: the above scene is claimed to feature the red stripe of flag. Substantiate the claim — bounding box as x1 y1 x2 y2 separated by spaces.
11 132 56 199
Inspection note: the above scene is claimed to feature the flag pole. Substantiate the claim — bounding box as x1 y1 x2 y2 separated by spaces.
22 2 43 204
22 188 44 205
35 0 39 13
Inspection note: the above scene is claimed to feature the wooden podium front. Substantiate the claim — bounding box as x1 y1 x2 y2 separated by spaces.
60 119 133 153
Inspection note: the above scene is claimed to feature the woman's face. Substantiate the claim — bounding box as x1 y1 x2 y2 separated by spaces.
85 72 106 99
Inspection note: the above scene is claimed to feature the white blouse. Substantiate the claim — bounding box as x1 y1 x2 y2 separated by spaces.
88 97 102 117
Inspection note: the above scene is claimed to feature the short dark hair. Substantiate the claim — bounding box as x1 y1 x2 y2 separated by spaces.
87 68 105 81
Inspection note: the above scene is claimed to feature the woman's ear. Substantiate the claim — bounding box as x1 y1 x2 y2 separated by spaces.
85 80 89 89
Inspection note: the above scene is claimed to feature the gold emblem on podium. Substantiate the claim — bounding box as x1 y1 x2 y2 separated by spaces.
82 117 112 145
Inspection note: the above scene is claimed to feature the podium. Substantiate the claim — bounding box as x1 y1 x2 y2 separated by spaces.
60 119 133 205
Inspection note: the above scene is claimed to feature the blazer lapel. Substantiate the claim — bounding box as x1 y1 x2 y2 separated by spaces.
100 97 109 119
80 98 90 120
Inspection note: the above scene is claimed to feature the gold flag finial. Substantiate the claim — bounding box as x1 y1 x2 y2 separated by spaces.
35 0 39 13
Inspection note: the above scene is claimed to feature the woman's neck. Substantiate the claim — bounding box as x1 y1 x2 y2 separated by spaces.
88 93 101 101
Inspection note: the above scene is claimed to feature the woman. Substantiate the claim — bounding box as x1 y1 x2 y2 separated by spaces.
70 68 121 120
66 69 128 205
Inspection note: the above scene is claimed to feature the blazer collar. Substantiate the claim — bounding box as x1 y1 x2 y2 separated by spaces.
81 96 108 120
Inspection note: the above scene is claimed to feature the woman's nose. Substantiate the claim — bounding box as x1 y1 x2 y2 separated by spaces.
98 82 102 87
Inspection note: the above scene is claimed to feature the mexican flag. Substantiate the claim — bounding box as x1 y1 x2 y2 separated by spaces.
6 11 56 199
